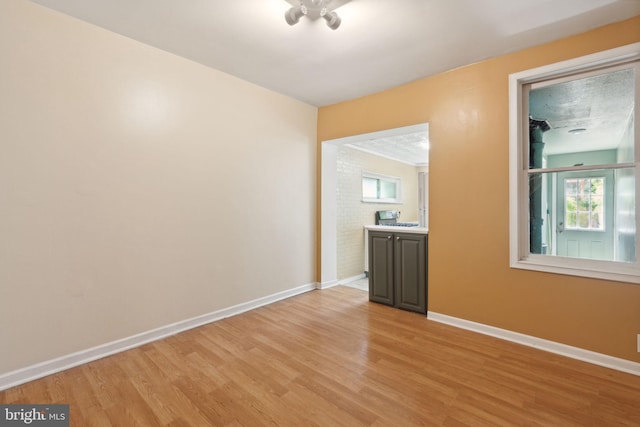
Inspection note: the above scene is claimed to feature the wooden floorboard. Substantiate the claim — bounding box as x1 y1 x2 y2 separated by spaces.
2 286 640 426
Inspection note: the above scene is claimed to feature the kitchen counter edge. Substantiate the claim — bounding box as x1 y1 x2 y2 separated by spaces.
364 225 428 235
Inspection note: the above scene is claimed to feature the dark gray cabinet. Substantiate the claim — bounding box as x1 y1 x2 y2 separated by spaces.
369 231 395 305
368 231 427 314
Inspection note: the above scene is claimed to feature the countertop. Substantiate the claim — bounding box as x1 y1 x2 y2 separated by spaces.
364 224 428 235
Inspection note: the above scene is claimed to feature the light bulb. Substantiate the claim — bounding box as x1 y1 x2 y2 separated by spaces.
285 6 304 25
323 11 341 30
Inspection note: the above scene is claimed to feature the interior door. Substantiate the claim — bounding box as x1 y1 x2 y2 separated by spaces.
557 169 614 260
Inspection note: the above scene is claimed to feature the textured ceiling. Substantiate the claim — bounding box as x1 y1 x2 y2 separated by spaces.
529 67 635 156
346 130 429 166
29 0 640 107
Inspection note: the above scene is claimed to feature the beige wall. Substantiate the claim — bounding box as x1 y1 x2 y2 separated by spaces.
0 0 317 374
318 16 640 362
336 146 419 279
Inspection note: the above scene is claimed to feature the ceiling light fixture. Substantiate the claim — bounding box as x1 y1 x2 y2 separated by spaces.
285 0 342 30
568 128 587 134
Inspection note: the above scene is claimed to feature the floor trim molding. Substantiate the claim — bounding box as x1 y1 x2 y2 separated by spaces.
317 279 339 289
319 274 366 290
0 282 317 391
338 273 366 285
427 311 640 376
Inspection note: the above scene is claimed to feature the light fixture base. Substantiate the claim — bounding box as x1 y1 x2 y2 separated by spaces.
283 0 351 21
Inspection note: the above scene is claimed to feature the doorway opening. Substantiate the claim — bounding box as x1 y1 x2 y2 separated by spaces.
320 123 429 287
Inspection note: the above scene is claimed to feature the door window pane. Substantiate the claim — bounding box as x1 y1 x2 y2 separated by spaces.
564 177 605 231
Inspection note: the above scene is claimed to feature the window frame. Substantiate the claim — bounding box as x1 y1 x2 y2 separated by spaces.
361 171 402 204
509 42 640 284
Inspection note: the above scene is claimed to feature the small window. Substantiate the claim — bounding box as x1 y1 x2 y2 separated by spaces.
509 43 640 283
362 172 402 203
564 177 604 231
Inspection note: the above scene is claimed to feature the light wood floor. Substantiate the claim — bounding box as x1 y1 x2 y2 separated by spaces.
2 286 640 426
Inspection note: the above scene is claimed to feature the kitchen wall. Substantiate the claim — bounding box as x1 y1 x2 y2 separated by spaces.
336 145 419 280
0 0 316 376
318 16 640 362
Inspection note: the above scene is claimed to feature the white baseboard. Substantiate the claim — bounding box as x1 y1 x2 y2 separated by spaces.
317 279 339 289
0 282 317 391
318 274 367 290
427 312 640 376
338 273 366 285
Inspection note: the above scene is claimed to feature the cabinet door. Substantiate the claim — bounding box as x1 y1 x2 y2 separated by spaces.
369 231 394 306
394 233 427 313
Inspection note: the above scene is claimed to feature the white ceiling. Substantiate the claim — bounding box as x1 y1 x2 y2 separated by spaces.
27 0 640 164
29 0 640 107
